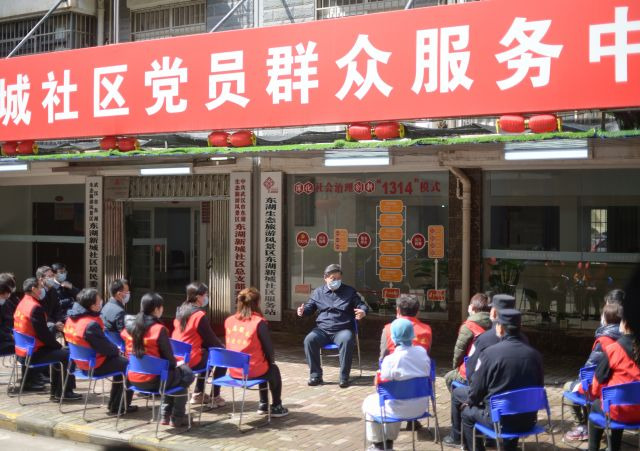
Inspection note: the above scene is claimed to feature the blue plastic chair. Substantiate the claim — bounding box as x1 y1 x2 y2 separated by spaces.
452 356 469 390
320 319 362 378
169 338 209 420
206 348 269 431
364 375 443 451
588 381 640 450
105 331 125 353
472 387 555 451
7 330 64 406
561 364 596 443
59 342 126 422
126 354 191 438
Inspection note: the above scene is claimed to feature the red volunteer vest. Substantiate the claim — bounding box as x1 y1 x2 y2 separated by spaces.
225 313 269 379
590 340 640 423
458 319 487 378
63 315 107 370
578 335 618 395
171 310 205 368
384 316 433 354
121 322 165 384
13 295 46 357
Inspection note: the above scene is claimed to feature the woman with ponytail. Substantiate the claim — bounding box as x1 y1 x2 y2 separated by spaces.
172 282 226 407
588 303 640 451
224 287 288 417
121 292 194 427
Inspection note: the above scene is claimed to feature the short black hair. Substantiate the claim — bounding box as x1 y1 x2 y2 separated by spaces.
35 266 52 279
110 278 129 297
0 282 11 295
51 263 66 272
0 273 16 290
604 289 624 305
396 294 420 317
76 288 99 310
23 277 39 293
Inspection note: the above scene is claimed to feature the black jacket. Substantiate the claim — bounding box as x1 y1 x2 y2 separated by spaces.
175 303 223 349
124 314 176 369
67 302 119 358
0 293 19 343
28 295 61 350
466 323 529 384
468 334 543 430
51 283 80 323
101 298 126 333
585 323 621 368
302 283 368 333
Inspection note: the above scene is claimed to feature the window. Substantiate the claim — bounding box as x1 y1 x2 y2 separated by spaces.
490 206 559 251
589 208 607 252
0 13 95 58
131 1 206 41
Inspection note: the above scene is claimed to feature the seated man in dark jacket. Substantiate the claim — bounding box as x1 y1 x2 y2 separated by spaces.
297 264 368 388
461 309 544 451
13 277 80 400
63 288 137 413
50 263 80 325
101 278 130 333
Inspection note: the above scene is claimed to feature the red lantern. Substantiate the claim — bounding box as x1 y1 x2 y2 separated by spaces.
346 123 373 141
117 137 139 152
1 141 18 156
208 131 230 147
374 122 405 140
528 114 561 133
229 130 256 147
496 115 526 133
99 136 118 150
16 140 37 155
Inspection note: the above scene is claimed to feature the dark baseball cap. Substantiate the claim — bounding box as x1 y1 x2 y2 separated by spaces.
497 309 522 327
490 294 516 310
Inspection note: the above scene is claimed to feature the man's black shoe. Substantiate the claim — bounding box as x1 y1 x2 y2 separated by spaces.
308 377 323 386
109 404 139 414
442 434 461 448
21 382 45 392
405 420 423 431
53 391 83 401
339 379 349 388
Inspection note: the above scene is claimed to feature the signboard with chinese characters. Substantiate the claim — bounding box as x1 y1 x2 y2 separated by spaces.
0 0 638 141
85 176 102 292
378 199 405 283
428 225 445 259
230 173 251 302
259 172 282 321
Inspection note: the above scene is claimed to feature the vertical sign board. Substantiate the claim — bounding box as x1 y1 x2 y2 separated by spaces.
260 172 282 322
230 173 251 309
85 176 103 293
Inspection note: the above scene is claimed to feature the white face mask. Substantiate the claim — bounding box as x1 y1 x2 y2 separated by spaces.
0 297 7 306
202 295 209 307
600 313 606 327
122 293 131 304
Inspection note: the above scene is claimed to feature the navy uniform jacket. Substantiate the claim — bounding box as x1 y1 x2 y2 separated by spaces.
51 283 80 323
466 324 528 384
302 283 368 333
468 334 543 429
101 298 126 333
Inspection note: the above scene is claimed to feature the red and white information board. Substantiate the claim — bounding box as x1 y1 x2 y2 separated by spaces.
0 0 638 141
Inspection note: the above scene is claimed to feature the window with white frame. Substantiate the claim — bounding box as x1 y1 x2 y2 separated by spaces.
131 1 206 41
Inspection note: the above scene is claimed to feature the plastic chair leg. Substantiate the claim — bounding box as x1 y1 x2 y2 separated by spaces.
155 392 165 439
58 366 71 412
82 374 94 422
356 335 362 378
115 377 126 432
17 360 30 406
6 358 17 396
238 384 246 432
432 397 444 451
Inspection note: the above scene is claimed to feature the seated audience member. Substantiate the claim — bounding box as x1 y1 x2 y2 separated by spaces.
587 309 640 451
63 288 136 413
444 293 491 391
0 273 19 346
101 278 130 333
225 287 288 417
444 293 518 447
172 281 226 406
13 277 80 400
460 309 543 451
122 293 194 427
50 262 80 324
564 296 622 442
362 318 430 451
379 294 432 360
298 264 368 388
35 266 60 327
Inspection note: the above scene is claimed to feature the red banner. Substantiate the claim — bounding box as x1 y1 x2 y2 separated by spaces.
0 0 638 141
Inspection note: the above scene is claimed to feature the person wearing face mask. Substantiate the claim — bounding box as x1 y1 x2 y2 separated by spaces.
563 291 623 442
50 263 80 325
444 293 492 392
63 288 137 414
35 265 64 333
101 279 131 333
172 282 226 407
297 264 368 388
13 277 81 401
0 280 15 355
460 309 543 451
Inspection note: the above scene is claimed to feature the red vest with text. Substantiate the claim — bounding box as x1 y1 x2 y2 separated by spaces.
577 335 619 395
171 310 205 368
384 316 433 355
225 313 269 379
121 323 165 384
458 320 487 379
63 315 107 371
13 295 45 358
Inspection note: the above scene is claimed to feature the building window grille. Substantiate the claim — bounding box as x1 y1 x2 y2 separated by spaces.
131 1 206 41
0 13 96 58
590 208 607 252
315 0 405 20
